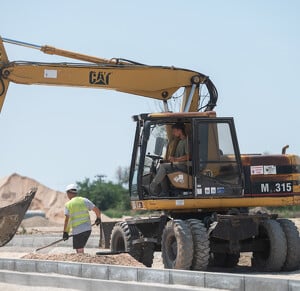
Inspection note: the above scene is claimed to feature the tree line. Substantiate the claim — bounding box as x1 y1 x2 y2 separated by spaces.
76 167 131 217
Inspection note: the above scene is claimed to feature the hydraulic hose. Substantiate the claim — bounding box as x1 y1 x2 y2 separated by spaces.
204 78 218 111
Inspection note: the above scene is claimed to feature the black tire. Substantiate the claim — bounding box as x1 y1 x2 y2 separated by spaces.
252 219 287 271
278 218 300 271
161 219 193 269
110 222 142 261
140 242 155 267
186 219 210 270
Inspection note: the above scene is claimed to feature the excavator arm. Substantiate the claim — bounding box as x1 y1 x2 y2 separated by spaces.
0 37 217 113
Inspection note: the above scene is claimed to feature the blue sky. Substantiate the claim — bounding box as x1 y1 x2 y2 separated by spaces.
0 1 299 191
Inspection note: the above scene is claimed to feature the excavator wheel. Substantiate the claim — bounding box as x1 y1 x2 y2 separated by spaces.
110 222 142 262
278 218 300 271
185 219 210 270
252 219 287 271
161 219 193 269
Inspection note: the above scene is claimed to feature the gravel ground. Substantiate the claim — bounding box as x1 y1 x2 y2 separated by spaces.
1 218 300 281
22 252 145 267
2 246 300 280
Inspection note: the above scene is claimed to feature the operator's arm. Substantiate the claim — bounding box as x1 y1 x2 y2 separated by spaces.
169 137 190 162
169 154 189 163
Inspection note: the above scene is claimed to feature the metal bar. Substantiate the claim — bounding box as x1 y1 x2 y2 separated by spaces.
183 83 197 112
2 37 41 50
163 100 169 112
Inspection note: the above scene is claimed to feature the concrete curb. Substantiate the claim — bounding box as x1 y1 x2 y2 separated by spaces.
0 270 213 291
1 258 300 291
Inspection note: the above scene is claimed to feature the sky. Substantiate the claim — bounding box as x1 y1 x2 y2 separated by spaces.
0 1 299 191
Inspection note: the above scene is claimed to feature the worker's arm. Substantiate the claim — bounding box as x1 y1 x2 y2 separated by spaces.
62 215 70 240
92 206 101 219
63 215 70 232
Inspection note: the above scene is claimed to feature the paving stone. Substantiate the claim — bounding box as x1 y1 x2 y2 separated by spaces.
138 268 169 284
36 260 58 273
244 276 288 291
57 262 82 277
0 258 15 271
289 280 300 291
81 263 108 279
108 265 138 281
169 269 205 287
205 272 244 291
15 259 36 272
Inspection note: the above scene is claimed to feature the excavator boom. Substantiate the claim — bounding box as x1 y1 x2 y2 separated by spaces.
0 37 217 113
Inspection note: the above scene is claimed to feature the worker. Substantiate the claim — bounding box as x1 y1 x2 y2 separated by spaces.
63 183 101 253
149 122 190 195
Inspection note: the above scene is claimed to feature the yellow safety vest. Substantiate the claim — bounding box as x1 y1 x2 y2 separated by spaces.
65 197 90 231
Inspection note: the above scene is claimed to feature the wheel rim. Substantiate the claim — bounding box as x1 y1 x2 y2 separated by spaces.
116 237 125 251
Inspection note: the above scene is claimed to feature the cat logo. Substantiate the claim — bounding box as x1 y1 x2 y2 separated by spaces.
89 71 111 85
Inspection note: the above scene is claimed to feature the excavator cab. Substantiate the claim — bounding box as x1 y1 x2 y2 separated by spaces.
129 112 244 204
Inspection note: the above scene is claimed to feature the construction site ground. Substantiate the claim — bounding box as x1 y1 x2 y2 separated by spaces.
1 216 300 280
1 218 300 291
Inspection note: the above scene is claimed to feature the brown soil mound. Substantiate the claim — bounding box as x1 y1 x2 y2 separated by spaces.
21 216 61 227
0 173 67 223
22 253 145 267
0 173 113 225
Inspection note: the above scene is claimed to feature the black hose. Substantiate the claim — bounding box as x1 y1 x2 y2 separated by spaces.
204 78 218 111
0 76 5 96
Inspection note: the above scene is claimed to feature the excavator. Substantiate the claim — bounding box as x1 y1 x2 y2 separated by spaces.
1 37 300 272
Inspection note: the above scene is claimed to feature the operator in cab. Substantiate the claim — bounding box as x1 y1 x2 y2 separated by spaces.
149 122 190 195
63 184 102 253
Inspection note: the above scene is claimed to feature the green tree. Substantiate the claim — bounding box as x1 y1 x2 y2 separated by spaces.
76 175 130 212
115 166 130 186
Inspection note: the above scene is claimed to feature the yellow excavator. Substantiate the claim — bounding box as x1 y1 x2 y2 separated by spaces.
1 37 300 272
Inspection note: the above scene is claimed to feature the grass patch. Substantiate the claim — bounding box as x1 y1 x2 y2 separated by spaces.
268 206 300 218
103 208 159 218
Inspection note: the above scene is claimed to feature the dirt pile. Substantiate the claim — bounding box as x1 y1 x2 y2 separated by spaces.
0 173 113 225
22 253 145 267
0 173 67 223
21 216 61 228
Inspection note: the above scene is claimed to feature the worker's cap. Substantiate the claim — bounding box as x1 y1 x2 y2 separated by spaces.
65 183 78 194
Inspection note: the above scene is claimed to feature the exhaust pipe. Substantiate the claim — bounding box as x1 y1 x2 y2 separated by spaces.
282 145 289 154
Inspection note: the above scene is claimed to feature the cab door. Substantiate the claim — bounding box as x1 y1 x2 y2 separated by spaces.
192 118 244 197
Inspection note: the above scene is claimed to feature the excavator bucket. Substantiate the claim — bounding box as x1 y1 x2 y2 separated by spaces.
0 37 9 112
0 188 37 247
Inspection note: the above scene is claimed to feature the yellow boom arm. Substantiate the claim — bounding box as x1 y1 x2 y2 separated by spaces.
0 37 217 113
